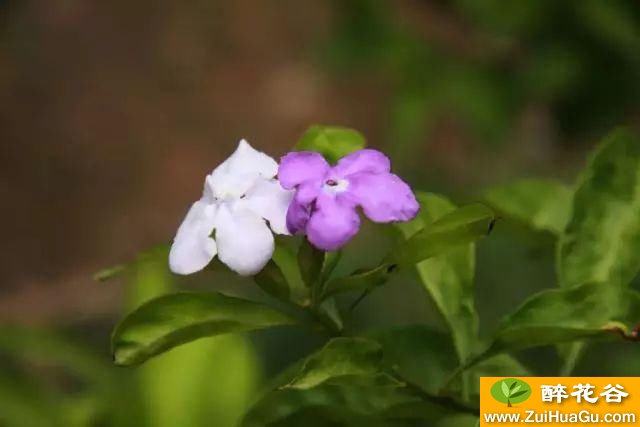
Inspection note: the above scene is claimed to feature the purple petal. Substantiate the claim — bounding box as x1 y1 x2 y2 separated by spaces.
332 149 391 177
348 172 419 223
278 151 329 189
306 194 360 251
285 181 321 234
286 199 311 234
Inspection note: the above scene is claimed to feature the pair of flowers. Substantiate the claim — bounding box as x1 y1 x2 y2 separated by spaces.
169 140 419 276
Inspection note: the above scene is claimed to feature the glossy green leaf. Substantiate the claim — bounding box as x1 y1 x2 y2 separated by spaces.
556 129 640 374
320 263 396 300
295 125 366 163
558 128 640 288
391 203 495 266
481 282 640 360
285 337 384 389
396 193 478 362
483 179 572 235
111 291 295 366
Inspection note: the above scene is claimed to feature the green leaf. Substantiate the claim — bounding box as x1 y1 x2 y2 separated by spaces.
320 263 396 300
391 203 495 266
396 193 479 363
556 129 640 374
298 239 325 289
320 250 342 285
244 327 479 426
558 128 640 288
295 125 366 163
509 381 518 391
510 386 522 396
242 382 443 427
483 179 572 235
243 329 475 426
271 238 309 304
482 282 640 359
285 337 384 389
371 325 458 394
111 291 295 366
469 353 531 379
501 381 509 399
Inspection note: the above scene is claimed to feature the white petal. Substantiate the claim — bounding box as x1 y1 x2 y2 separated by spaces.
169 201 218 275
207 139 279 199
243 179 293 235
215 204 275 276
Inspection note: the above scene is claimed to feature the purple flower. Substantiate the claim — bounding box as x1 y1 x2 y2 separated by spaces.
278 149 420 251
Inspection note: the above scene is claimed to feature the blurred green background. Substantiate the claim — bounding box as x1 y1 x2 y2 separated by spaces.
2 0 640 425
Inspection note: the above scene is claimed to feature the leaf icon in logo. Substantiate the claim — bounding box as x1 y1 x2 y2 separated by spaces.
501 381 510 399
510 390 529 399
490 378 532 407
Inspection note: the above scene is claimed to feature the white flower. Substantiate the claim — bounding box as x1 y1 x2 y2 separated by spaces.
169 139 293 276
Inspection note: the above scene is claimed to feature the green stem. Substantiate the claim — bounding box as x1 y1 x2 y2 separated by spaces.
303 304 342 337
391 371 479 416
440 350 490 393
348 289 372 312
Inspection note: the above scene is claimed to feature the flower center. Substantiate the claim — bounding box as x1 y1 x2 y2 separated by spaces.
323 178 349 194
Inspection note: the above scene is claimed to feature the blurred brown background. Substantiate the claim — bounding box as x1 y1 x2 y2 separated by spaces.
2 0 640 327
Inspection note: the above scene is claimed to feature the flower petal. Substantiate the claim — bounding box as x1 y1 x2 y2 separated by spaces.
207 139 279 198
286 199 311 234
169 201 218 275
243 179 293 235
278 151 329 189
215 204 275 275
332 149 391 177
348 172 419 222
285 181 322 234
306 194 360 251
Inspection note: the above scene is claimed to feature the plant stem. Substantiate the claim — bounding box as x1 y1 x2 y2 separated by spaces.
392 371 479 416
348 289 372 312
440 350 489 393
312 309 342 336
